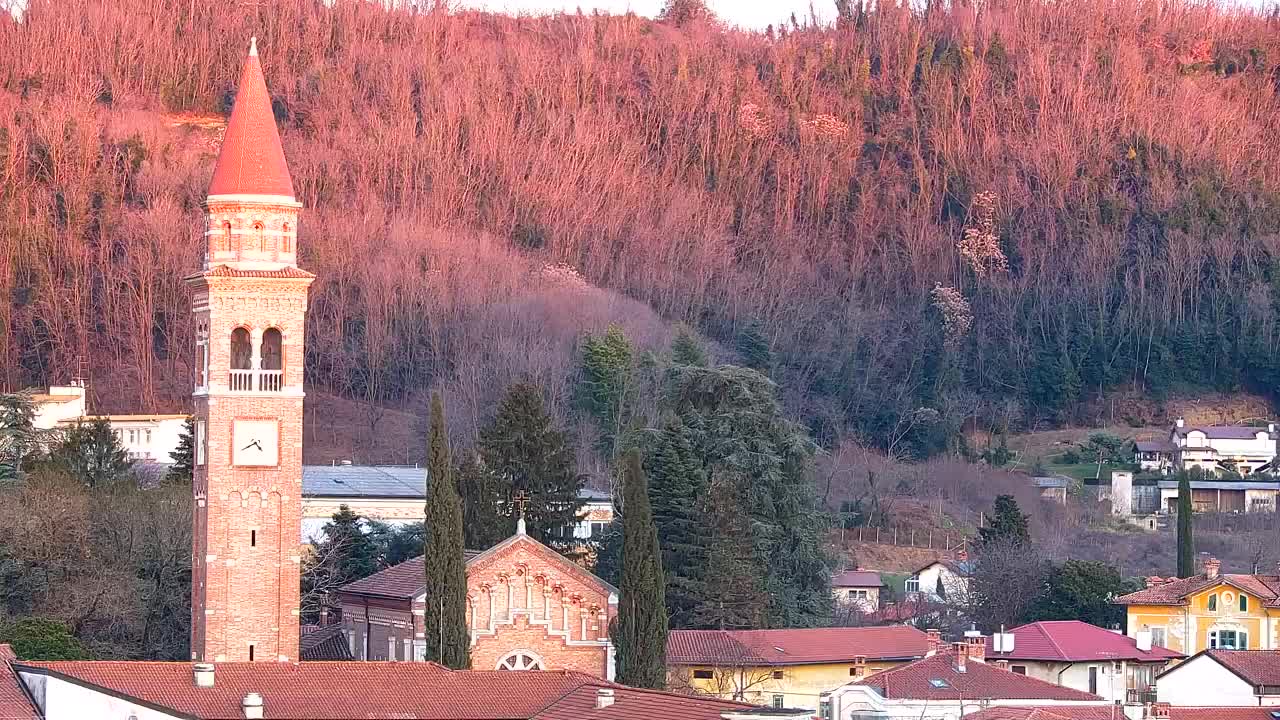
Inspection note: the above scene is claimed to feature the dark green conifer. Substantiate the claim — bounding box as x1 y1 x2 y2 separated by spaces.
614 450 668 688
1177 470 1195 578
646 416 707 627
165 417 195 484
421 394 471 669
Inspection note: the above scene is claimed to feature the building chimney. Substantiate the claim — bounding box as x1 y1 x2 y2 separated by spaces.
1151 703 1171 719
956 547 969 562
319 604 330 627
1145 576 1165 589
966 636 986 664
1268 423 1276 435
992 659 1010 671
926 629 943 657
242 692 264 720
595 688 615 709
193 663 215 688
952 642 968 673
1204 557 1221 579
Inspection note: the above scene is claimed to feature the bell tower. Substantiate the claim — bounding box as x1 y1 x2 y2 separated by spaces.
187 37 313 662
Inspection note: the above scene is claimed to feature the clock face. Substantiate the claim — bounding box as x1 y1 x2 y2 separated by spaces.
232 419 279 467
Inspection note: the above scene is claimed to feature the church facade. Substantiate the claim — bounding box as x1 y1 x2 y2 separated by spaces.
334 525 618 679
187 38 313 663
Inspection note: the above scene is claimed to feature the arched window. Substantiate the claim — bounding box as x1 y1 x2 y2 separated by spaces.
495 650 544 671
261 328 283 371
230 328 252 370
282 223 291 253
252 221 265 252
221 221 232 252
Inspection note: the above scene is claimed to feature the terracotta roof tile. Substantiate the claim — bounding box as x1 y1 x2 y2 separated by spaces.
832 570 883 588
208 40 295 199
0 646 38 720
1204 649 1280 686
854 652 1102 701
667 626 929 666
1115 573 1280 607
12 661 762 720
338 552 481 599
192 265 316 280
988 621 1181 663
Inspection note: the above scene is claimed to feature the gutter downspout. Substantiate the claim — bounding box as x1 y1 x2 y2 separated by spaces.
364 598 371 661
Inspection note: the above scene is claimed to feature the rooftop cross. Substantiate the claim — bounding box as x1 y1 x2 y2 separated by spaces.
513 490 529 535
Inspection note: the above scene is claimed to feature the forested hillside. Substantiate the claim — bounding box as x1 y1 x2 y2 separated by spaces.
1 0 1279 460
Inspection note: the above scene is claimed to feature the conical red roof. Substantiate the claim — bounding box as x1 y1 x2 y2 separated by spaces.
208 39 295 199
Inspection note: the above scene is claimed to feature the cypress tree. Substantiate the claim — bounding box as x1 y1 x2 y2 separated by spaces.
478 383 584 548
646 416 707 628
614 450 668 688
1176 470 1195 578
421 394 471 669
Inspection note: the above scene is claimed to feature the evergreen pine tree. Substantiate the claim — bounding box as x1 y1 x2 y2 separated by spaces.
734 323 773 373
421 394 470 669
456 451 509 550
1177 470 1195 578
49 418 132 487
578 325 635 454
692 476 762 630
166 417 195 484
320 505 379 584
479 383 584 548
670 326 708 367
645 416 707 628
614 450 668 688
0 392 41 481
979 494 1031 546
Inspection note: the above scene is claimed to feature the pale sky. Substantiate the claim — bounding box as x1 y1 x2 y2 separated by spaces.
464 0 831 29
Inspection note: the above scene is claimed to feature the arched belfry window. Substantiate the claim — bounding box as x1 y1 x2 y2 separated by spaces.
230 328 252 370
261 328 283 371
252 221 265 252
282 223 291 253
221 222 232 252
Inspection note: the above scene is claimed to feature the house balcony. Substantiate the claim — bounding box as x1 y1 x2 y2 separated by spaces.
228 369 284 393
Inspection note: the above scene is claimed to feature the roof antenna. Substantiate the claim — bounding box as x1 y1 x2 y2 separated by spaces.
249 36 258 57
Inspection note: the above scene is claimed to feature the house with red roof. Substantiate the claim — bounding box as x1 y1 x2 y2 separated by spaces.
985 620 1181 704
965 705 1280 720
667 625 932 711
1114 556 1280 654
1155 649 1280 707
831 570 884 611
3 648 810 720
821 638 1111 720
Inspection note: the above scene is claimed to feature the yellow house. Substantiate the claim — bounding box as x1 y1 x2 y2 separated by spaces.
666 625 932 711
1116 557 1280 654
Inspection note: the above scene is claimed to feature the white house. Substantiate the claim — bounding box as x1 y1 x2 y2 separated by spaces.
1139 419 1278 477
27 383 188 463
300 464 614 543
1156 649 1280 706
831 569 884 611
985 621 1181 704
905 555 972 602
820 639 1109 720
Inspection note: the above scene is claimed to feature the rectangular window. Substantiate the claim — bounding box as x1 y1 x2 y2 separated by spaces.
1012 665 1027 675
196 421 206 466
1151 627 1167 648
692 669 714 679
1208 594 1218 612
905 577 920 594
771 695 785 709
849 666 864 677
388 636 396 660
347 631 355 655
590 522 607 537
248 644 255 662
1210 630 1248 649
250 530 256 547
145 429 152 444
819 701 832 720
772 670 784 679
1088 666 1098 695
1241 594 1249 612
403 638 411 660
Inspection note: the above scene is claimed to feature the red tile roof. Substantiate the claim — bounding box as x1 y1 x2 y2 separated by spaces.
0 646 38 720
667 626 929 666
12 661 761 720
208 39 295 199
831 570 883 588
298 624 352 661
854 652 1102 701
988 621 1181 663
1201 649 1280 686
198 265 316 279
1114 573 1280 608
